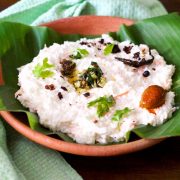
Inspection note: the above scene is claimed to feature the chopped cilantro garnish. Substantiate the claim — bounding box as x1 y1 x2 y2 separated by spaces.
77 48 89 56
104 44 114 55
88 95 115 117
70 48 89 59
32 58 55 79
112 107 132 121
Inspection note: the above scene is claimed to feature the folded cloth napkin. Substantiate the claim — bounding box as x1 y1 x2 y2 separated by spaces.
0 0 167 180
0 119 82 180
0 0 167 25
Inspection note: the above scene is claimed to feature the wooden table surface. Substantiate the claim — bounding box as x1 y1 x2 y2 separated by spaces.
0 1 180 180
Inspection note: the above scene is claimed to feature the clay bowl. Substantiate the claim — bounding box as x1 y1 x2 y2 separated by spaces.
0 16 164 156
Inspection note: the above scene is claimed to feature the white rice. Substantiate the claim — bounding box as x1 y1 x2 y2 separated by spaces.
16 34 176 144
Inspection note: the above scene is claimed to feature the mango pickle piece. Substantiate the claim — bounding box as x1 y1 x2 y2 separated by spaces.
140 85 166 109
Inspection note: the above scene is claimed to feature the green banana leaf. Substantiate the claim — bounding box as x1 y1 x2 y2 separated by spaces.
0 13 180 144
0 22 81 142
115 13 180 138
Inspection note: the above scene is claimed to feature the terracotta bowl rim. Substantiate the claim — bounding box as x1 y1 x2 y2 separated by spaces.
0 111 165 156
0 15 165 156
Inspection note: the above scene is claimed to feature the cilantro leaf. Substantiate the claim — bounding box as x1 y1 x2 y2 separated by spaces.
88 95 115 117
70 48 89 59
70 51 82 59
104 44 114 55
77 48 89 56
32 58 55 79
39 70 54 79
112 107 132 122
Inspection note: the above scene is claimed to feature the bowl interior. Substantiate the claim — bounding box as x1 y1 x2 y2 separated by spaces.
0 16 164 156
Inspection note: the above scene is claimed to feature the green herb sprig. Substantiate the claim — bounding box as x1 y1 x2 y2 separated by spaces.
88 95 115 117
70 48 89 59
112 107 132 122
104 44 114 55
32 58 55 79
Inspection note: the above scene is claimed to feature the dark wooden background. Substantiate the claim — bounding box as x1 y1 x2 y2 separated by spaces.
0 1 180 180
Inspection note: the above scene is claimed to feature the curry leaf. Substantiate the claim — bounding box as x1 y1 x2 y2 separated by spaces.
75 61 106 89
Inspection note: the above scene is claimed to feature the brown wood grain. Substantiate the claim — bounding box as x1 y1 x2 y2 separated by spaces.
0 0 180 180
0 0 17 11
161 0 180 12
63 137 180 180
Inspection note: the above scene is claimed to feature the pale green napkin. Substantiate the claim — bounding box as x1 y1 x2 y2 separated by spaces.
0 0 167 25
0 119 82 180
0 0 167 180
